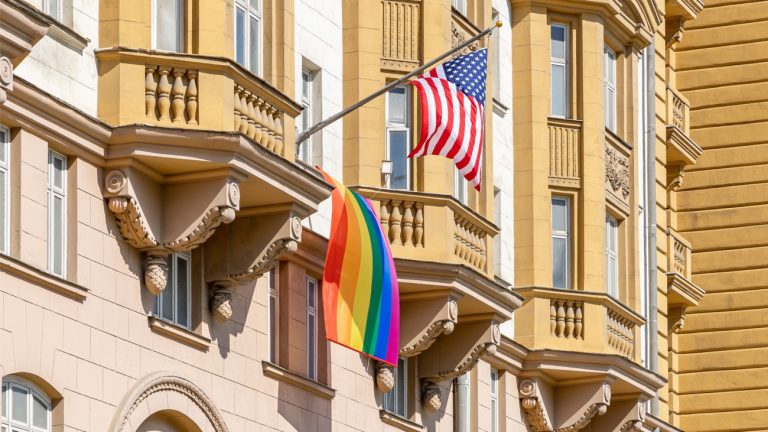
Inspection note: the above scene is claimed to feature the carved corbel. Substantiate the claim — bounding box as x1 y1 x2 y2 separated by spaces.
666 163 685 192
144 250 169 295
0 56 13 105
519 379 554 432
665 16 686 48
668 304 686 334
375 362 395 393
210 280 234 323
418 317 500 383
399 295 459 357
591 396 648 432
422 381 442 413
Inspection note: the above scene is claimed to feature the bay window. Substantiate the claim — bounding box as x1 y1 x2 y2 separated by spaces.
152 0 184 52
604 46 617 132
234 0 262 75
550 23 569 118
386 86 411 190
606 215 619 297
552 197 570 289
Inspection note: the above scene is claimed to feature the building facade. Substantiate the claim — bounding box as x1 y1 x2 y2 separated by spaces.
0 0 760 431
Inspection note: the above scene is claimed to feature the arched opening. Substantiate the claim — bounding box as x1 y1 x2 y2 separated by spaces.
137 410 203 432
1 374 63 432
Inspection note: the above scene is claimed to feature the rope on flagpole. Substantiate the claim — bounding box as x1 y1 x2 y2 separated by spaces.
296 21 503 147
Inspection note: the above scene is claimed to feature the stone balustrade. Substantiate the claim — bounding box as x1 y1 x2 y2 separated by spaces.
668 88 690 135
355 188 497 277
515 288 645 362
548 118 582 188
96 48 302 160
668 229 692 279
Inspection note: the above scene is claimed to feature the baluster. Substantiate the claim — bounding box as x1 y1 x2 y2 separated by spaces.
257 98 270 146
565 300 575 338
239 89 250 134
379 201 390 240
145 66 158 119
402 202 414 246
171 68 187 123
414 203 424 247
273 112 284 155
575 303 583 339
245 93 257 139
156 67 172 121
556 301 566 337
185 70 198 125
453 215 462 257
390 201 402 246
266 107 278 151
550 302 557 336
233 85 243 131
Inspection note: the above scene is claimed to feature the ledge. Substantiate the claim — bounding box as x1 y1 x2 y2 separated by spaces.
379 411 425 432
0 253 87 300
261 361 335 399
515 286 645 326
666 125 703 166
492 98 509 117
148 316 211 351
667 272 705 308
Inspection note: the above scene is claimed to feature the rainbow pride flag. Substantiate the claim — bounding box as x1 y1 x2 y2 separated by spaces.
319 170 400 366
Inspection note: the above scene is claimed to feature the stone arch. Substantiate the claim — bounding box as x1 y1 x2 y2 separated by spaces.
137 409 204 432
108 371 229 432
2 371 65 429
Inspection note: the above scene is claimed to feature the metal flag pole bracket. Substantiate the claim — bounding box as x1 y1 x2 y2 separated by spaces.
295 21 503 146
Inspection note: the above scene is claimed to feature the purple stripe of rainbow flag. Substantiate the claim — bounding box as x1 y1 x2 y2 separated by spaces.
320 170 400 366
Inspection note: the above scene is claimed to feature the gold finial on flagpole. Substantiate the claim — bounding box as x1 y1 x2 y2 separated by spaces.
496 21 503 28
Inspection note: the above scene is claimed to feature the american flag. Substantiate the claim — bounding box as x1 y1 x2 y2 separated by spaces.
409 48 488 191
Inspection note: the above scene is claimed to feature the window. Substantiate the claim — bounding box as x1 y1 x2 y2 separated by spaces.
268 265 279 363
492 9 501 102
42 0 61 21
297 69 314 164
234 0 262 74
48 151 66 278
452 0 466 14
383 357 407 416
306 276 318 380
490 369 499 432
454 169 468 205
493 187 502 275
551 197 570 289
0 126 8 255
1 377 51 432
156 252 191 329
386 86 411 190
550 23 569 118
152 0 184 52
604 46 617 132
606 215 619 297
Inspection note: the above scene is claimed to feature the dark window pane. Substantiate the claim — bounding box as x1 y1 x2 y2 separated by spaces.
176 256 189 327
389 130 409 189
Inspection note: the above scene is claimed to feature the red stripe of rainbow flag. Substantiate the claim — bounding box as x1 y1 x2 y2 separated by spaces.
319 170 400 366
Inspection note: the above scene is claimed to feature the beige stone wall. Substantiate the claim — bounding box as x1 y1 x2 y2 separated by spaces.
676 1 768 430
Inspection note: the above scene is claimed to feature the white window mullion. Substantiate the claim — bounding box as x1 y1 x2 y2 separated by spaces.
552 197 570 289
306 276 318 380
268 265 279 363
604 46 617 132
298 69 313 163
0 126 9 255
490 369 499 432
234 0 262 75
606 215 619 297
47 151 66 278
550 23 569 118
386 86 411 190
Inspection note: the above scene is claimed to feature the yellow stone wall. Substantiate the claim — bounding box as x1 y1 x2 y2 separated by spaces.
676 1 768 430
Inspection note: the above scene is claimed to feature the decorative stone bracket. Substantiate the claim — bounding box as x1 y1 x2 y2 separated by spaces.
0 57 12 105
104 168 240 294
519 379 612 432
204 208 302 322
399 294 459 357
591 396 649 432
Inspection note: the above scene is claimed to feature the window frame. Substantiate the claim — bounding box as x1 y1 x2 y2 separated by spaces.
451 0 467 15
551 196 571 290
604 45 618 132
550 22 570 119
234 0 263 75
42 0 62 21
298 68 314 164
0 125 9 255
491 9 501 102
383 357 408 417
490 368 499 432
151 0 185 52
454 168 468 205
268 265 279 364
606 214 619 298
385 85 411 190
47 150 67 278
306 275 319 380
156 252 192 330
1 376 52 432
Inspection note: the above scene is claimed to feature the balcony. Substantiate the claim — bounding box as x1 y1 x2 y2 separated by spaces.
514 287 645 361
96 48 301 161
666 88 702 187
548 118 582 188
666 229 705 332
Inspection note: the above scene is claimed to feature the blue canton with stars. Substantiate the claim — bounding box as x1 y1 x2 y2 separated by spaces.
442 48 488 105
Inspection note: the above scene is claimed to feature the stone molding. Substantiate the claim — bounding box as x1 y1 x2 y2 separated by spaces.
419 318 501 382
519 379 611 432
399 296 458 357
108 371 229 432
230 235 299 282
0 56 12 105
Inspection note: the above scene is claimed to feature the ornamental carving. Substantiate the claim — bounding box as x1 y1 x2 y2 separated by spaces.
451 22 480 58
605 147 630 201
0 56 12 105
210 282 234 323
399 297 458 357
108 372 229 432
436 321 500 381
145 252 169 295
620 401 647 432
520 381 610 432
376 362 395 393
422 381 442 412
231 237 299 283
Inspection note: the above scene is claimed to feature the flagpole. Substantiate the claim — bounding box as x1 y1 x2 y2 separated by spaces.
296 21 502 145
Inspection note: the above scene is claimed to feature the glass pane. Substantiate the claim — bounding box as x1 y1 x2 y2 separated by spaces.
491 370 497 394
553 237 567 289
307 279 316 309
551 26 566 59
47 0 60 20
249 16 260 73
307 314 316 379
156 0 182 51
52 157 64 190
11 387 27 423
387 87 407 125
396 358 406 415
269 266 276 291
491 399 498 432
0 130 7 164
551 63 566 117
32 395 47 429
235 7 245 66
551 198 568 232
269 295 277 363
302 71 311 100
160 256 174 321
0 171 6 253
2 384 6 418
249 0 259 11
606 88 616 131
175 256 189 327
52 195 64 276
389 130 409 190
